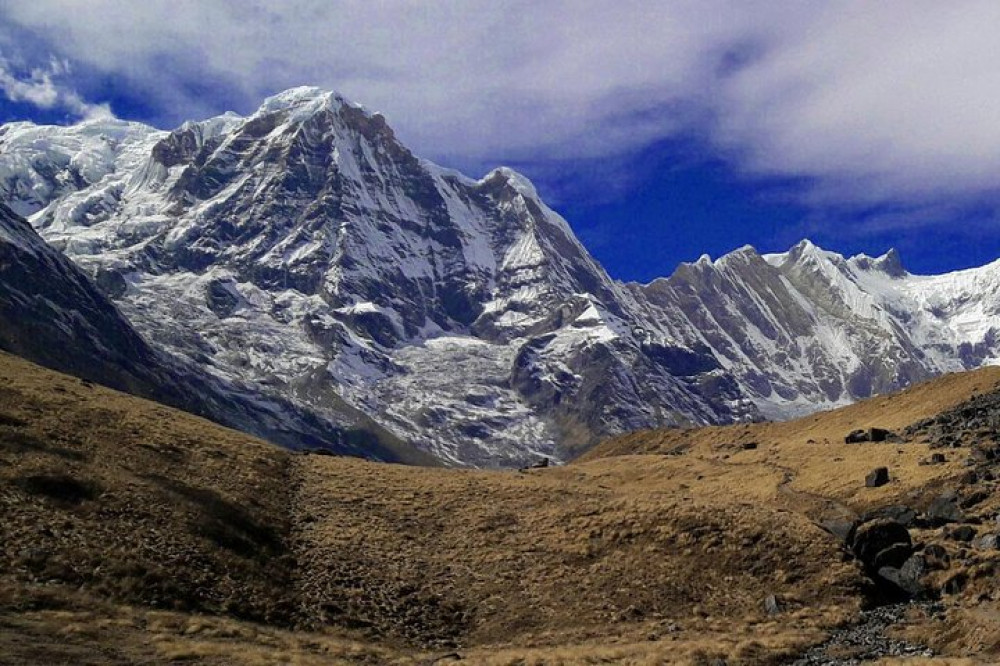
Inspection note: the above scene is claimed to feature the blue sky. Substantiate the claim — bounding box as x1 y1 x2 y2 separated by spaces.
2 1 1000 283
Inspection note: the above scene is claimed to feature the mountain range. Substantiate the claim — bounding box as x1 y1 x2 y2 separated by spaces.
2 86 999 466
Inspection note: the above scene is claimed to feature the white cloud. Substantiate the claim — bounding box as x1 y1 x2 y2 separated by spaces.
2 1 1000 209
0 55 112 120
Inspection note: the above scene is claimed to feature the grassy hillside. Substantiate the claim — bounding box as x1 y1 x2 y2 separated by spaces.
4 350 1000 663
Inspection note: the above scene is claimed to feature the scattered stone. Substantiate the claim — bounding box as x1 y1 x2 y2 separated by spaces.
740 441 758 450
947 525 977 542
923 544 951 569
865 467 890 488
925 492 965 526
519 457 550 472
975 534 999 550
788 603 933 664
821 516 858 543
927 453 947 465
764 594 781 616
845 428 894 444
960 470 979 485
942 572 968 595
960 489 990 509
878 553 927 597
863 505 917 528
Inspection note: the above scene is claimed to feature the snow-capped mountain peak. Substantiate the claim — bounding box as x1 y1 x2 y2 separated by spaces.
3 87 1000 466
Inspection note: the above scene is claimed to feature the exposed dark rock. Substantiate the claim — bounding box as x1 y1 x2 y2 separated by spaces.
959 470 979 485
923 544 951 569
960 489 990 509
947 525 977 542
846 428 895 444
862 505 917 528
822 516 858 544
741 441 758 450
925 493 965 526
873 542 914 571
846 429 867 444
205 278 243 318
942 572 968 595
865 467 890 488
851 519 912 573
93 267 128 299
878 553 927 597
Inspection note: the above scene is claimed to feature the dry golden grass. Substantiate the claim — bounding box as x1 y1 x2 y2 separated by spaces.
5 350 1000 663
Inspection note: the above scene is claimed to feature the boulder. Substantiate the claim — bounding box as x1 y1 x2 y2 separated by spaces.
845 429 867 444
976 534 999 550
925 492 965 526
763 594 781 616
851 519 912 572
845 427 895 444
868 428 893 442
960 470 979 485
878 553 927 597
942 572 968 595
923 544 951 570
821 516 858 543
862 505 917 528
947 525 977 542
865 467 890 488
960 489 990 509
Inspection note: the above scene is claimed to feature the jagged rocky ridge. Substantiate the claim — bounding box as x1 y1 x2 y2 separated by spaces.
2 87 999 466
0 201 430 464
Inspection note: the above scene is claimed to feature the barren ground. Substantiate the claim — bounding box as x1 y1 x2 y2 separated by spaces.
4 350 1000 664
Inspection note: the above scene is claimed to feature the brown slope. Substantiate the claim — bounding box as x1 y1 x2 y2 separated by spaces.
581 367 1000 512
10 350 1000 663
1 349 867 664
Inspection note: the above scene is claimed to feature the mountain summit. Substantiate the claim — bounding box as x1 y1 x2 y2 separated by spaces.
2 88 999 465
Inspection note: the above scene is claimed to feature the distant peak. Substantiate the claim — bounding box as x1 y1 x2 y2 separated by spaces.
726 244 761 260
786 238 843 266
256 86 372 121
792 238 820 253
481 166 540 200
875 248 906 277
851 247 907 278
261 86 342 109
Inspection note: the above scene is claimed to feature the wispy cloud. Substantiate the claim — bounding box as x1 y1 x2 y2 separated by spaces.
0 54 111 120
2 1 1000 217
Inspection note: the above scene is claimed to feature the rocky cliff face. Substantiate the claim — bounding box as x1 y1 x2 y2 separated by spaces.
641 240 1000 419
2 87 999 466
0 200 431 464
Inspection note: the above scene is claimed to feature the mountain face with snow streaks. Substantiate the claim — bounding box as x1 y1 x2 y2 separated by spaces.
0 199 432 464
2 86 1000 466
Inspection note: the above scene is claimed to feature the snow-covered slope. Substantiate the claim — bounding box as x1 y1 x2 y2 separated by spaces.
0 88 741 466
642 240 1000 419
3 87 1000 465
0 200 433 464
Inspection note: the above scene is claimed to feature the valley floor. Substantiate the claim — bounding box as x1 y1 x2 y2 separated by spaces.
4 351 1000 664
